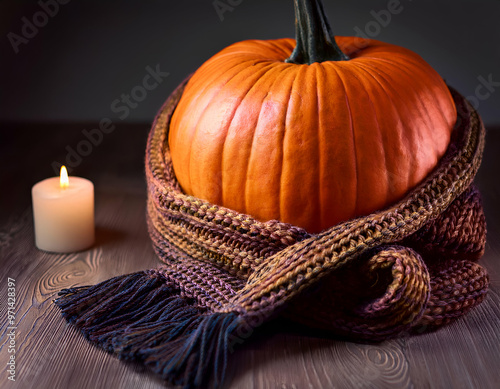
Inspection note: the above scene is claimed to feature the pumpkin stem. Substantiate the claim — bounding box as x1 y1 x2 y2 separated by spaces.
286 0 349 64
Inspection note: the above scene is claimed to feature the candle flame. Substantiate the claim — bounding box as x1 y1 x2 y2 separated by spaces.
60 166 69 188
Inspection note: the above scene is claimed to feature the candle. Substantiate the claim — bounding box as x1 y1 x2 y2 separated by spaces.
32 166 94 253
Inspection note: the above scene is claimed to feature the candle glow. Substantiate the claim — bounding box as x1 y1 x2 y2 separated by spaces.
60 166 69 188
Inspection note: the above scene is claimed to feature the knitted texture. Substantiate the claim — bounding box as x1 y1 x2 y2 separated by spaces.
56 79 488 388
146 79 487 328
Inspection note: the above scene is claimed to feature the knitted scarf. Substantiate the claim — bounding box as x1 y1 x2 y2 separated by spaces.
55 79 488 388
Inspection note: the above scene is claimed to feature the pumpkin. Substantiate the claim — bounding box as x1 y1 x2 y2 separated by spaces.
168 0 457 233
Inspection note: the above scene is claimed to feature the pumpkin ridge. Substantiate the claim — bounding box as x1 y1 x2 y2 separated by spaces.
279 64 308 220
172 59 260 194
248 39 295 60
258 63 298 218
374 55 455 119
355 59 419 183
349 64 390 207
359 55 456 131
189 61 278 198
353 61 411 197
269 38 296 58
363 50 440 71
398 57 456 132
340 39 420 59
356 60 431 188
328 63 359 217
300 64 321 227
217 39 293 63
237 64 291 215
190 57 256 84
337 63 390 215
313 64 324 229
370 57 453 166
278 68 297 224
220 62 291 207
184 56 262 98
184 55 277 102
313 63 352 227
235 63 288 215
283 63 323 228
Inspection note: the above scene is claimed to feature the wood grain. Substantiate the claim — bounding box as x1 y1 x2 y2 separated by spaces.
1 123 499 389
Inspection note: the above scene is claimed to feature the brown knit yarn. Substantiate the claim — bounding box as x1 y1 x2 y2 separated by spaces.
284 187 488 338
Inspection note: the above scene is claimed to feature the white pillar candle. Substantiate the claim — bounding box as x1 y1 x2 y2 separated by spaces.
32 166 94 253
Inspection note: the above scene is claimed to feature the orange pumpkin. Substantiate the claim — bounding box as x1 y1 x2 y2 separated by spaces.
168 0 456 233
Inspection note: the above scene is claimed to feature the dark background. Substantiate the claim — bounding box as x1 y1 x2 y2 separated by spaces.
1 0 499 125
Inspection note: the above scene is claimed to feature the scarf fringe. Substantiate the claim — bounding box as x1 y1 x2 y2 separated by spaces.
55 270 241 388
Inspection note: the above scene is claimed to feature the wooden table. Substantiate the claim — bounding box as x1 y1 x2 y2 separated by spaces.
1 123 499 389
